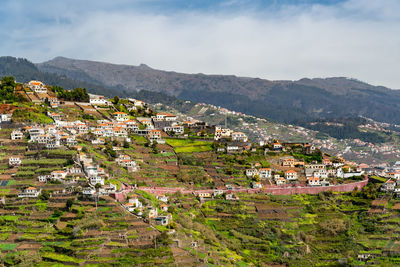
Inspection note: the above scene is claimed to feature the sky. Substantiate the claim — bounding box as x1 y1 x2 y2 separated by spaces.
0 0 399 88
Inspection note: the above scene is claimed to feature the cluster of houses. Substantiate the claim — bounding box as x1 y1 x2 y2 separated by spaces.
246 155 365 187
214 126 248 142
11 123 78 149
115 154 138 172
120 192 171 225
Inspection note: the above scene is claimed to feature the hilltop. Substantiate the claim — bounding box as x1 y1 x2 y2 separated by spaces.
37 56 400 124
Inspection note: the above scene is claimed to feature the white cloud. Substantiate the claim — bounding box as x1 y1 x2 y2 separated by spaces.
1 0 400 88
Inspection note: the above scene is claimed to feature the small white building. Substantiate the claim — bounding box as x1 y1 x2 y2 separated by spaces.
38 175 50 183
251 181 263 189
89 94 110 106
231 132 248 142
11 130 23 140
113 112 129 122
0 114 12 123
284 170 298 180
307 177 321 186
8 157 21 166
51 170 68 182
157 195 169 202
89 176 104 186
82 187 96 196
275 177 286 185
18 187 41 198
28 80 47 93
259 168 272 179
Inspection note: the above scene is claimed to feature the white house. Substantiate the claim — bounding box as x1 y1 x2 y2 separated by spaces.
275 177 286 185
28 80 47 93
0 113 12 123
92 138 105 145
231 132 248 142
89 176 104 186
11 129 23 140
38 175 50 183
147 129 162 142
113 112 129 122
155 112 177 121
82 187 96 196
307 177 321 186
46 97 60 108
124 195 142 212
89 94 110 106
214 127 232 141
388 172 400 180
157 195 169 202
18 187 41 198
381 179 396 192
246 168 259 178
251 181 263 189
284 170 298 180
259 168 272 179
8 157 21 166
164 124 184 135
51 170 68 182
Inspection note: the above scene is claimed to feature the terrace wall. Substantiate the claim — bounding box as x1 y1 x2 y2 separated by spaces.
134 178 369 196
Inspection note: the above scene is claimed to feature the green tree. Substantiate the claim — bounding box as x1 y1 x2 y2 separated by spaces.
39 189 50 200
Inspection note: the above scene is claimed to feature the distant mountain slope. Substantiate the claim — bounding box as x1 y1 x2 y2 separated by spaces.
37 56 400 124
0 56 118 96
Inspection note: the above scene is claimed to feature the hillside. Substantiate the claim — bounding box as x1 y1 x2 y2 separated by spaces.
0 75 399 266
37 56 400 124
0 57 118 97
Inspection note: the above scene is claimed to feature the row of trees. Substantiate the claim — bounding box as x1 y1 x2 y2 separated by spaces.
51 86 89 102
0 76 26 102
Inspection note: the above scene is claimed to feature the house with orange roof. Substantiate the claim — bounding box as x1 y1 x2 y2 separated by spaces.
28 80 47 93
164 124 184 135
275 176 287 185
113 127 127 138
147 129 162 142
92 128 104 136
259 168 272 179
46 96 59 108
51 170 68 182
284 170 298 180
280 157 295 167
48 112 61 121
160 203 168 212
251 181 263 189
125 119 139 131
322 158 332 166
113 111 129 122
214 126 232 141
155 112 177 121
272 142 282 151
307 177 321 186
18 186 41 198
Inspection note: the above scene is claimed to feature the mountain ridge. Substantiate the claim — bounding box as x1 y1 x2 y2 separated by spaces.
36 56 400 124
2 55 400 124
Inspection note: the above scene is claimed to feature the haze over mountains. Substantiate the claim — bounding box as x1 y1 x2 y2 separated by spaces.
2 56 400 125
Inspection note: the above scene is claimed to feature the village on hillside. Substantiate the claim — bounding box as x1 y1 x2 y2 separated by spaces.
1 77 400 265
